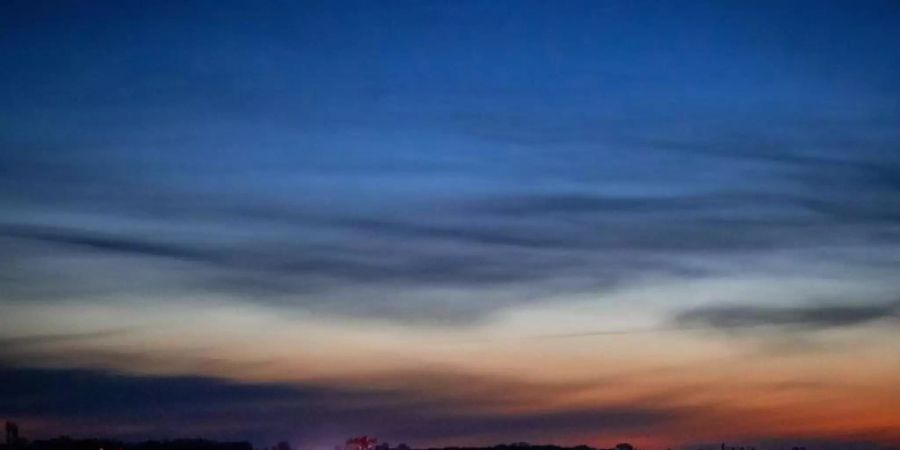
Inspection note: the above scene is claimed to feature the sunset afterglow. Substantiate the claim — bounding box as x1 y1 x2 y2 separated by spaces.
2 2 899 449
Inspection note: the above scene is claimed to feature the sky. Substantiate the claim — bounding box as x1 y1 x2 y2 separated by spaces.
1 1 900 449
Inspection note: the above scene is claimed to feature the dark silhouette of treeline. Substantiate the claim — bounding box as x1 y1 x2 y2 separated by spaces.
359 441 638 450
5 421 782 450
410 444 627 450
6 424 643 450
3 441 643 450
3 422 253 450
1 436 252 450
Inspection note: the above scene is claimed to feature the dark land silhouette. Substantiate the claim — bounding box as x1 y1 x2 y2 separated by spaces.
2 422 644 450
2 421 799 450
3 423 254 450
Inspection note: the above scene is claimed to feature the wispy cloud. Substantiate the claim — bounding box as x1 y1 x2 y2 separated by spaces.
0 224 215 261
672 302 900 331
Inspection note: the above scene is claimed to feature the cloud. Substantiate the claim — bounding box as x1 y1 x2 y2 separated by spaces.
467 193 751 216
0 329 131 348
672 301 900 331
0 57 898 327
0 224 215 262
1 178 897 325
0 366 679 446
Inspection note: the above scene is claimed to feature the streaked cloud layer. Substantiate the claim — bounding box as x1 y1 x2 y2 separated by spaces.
1 1 899 448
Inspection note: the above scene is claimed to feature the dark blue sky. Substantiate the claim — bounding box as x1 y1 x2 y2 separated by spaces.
1 1 899 448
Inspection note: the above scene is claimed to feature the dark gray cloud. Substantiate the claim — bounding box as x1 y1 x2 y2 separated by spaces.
0 224 216 262
467 193 768 216
673 302 900 331
0 330 130 348
0 366 677 446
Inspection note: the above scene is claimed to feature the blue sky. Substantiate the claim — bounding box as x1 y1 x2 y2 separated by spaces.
1 1 899 448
